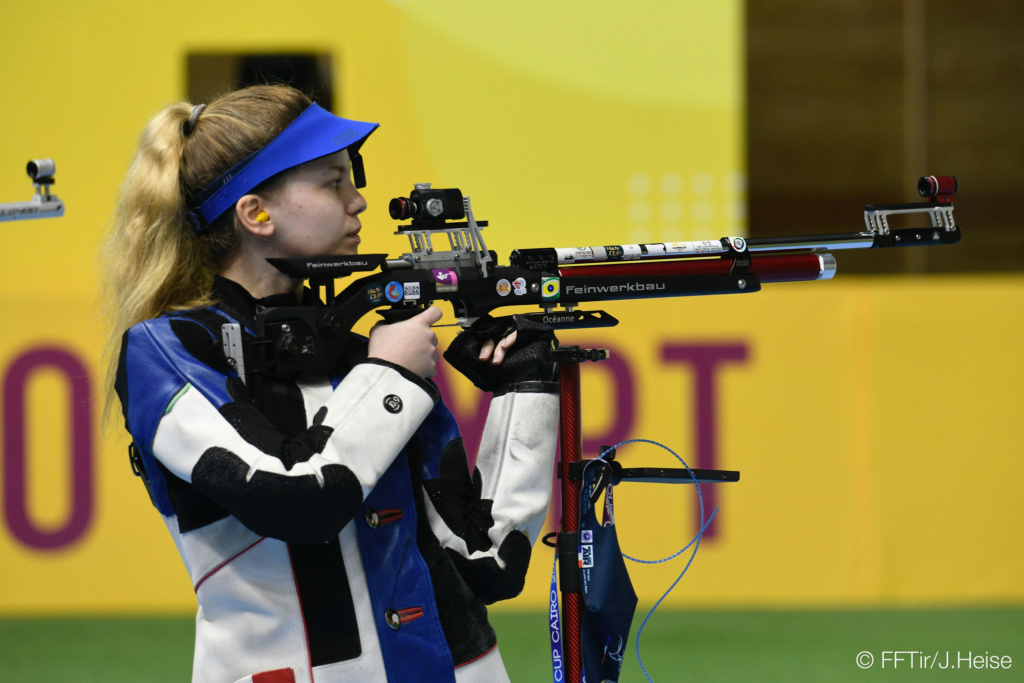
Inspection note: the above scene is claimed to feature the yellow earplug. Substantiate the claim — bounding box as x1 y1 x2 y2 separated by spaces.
256 211 270 223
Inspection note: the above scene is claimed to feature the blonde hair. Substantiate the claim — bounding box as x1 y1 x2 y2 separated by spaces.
100 84 312 421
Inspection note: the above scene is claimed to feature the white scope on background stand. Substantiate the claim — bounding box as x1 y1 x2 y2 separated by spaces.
0 159 65 222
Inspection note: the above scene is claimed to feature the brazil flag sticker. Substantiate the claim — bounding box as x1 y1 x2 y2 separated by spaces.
541 277 560 301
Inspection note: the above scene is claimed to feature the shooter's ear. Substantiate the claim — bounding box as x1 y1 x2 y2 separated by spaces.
236 194 274 237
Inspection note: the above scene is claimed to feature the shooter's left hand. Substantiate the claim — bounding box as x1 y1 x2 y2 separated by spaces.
444 315 558 393
478 330 518 365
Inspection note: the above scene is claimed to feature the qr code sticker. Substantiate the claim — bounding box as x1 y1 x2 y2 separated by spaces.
580 544 594 569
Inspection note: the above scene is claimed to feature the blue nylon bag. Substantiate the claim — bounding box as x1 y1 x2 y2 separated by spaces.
578 461 638 682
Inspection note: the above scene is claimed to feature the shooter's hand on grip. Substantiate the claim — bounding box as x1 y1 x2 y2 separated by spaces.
368 306 442 379
444 314 559 393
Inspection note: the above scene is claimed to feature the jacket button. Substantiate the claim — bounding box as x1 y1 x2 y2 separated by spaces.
385 608 400 630
364 508 379 529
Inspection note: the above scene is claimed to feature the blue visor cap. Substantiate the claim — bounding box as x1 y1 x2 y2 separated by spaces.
195 103 379 229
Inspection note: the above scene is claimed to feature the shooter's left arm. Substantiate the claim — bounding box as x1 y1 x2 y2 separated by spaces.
422 325 559 604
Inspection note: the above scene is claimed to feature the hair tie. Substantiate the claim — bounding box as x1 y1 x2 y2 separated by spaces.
183 104 207 137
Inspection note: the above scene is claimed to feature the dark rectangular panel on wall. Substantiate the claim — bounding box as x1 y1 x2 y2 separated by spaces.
187 53 335 113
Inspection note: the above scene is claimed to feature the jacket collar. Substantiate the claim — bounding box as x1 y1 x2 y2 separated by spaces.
211 276 315 329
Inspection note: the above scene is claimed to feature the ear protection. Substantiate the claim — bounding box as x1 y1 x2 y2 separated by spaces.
256 211 270 223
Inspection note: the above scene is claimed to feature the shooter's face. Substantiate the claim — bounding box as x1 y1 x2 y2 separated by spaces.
261 149 367 257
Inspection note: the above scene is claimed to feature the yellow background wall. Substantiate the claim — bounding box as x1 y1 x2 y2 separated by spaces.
1 1 1020 614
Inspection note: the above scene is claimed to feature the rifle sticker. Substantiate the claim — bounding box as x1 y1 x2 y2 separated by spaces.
665 242 693 254
404 282 421 301
605 245 624 259
385 281 404 303
496 279 512 297
554 247 594 263
542 277 560 301
512 277 527 295
694 240 727 254
728 236 747 251
660 240 727 255
432 268 459 293
621 244 645 259
366 284 384 305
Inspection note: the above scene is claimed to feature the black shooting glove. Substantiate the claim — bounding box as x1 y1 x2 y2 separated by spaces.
443 314 560 394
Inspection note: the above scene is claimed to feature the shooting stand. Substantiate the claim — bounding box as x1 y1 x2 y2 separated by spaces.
550 345 739 683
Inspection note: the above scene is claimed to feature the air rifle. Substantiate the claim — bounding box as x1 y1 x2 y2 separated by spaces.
221 176 960 384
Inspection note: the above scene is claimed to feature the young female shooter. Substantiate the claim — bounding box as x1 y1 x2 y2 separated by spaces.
102 85 559 683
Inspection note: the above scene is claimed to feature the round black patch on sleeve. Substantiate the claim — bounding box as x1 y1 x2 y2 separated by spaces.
383 395 403 413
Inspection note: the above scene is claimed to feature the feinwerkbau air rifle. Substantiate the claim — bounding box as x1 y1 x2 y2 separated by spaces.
221 176 960 384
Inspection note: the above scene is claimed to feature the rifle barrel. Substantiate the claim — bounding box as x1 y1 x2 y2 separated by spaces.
558 252 835 283
746 232 875 252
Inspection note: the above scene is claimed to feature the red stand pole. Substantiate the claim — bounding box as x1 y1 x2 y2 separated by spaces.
558 361 583 683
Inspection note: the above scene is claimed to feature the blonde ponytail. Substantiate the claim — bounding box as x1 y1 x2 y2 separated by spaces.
100 85 312 423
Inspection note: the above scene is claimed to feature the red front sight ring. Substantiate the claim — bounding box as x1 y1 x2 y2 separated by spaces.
918 175 957 202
